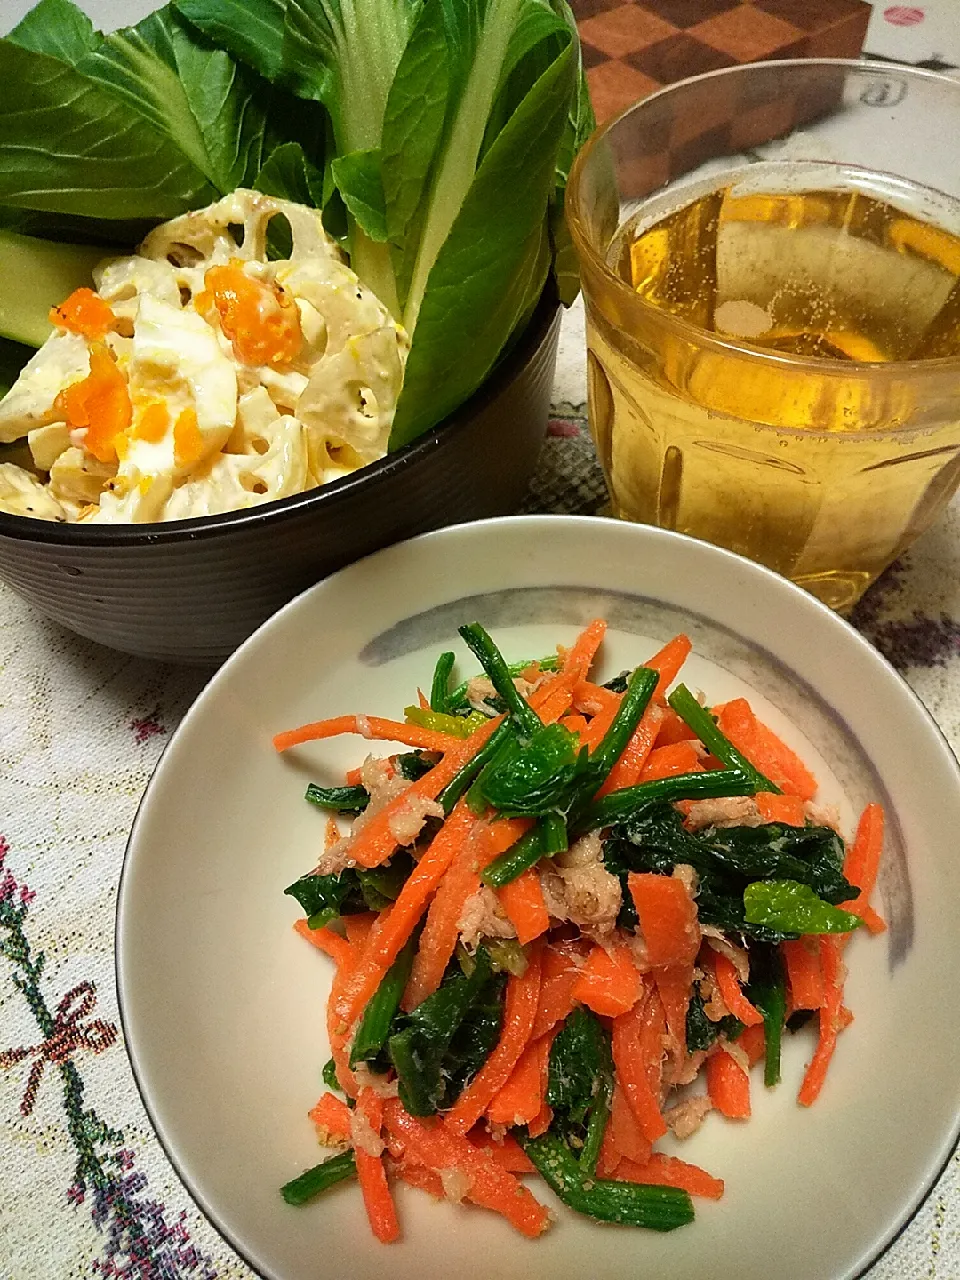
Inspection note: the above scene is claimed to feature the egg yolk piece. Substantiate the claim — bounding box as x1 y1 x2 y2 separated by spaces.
196 264 302 368
49 288 118 342
54 343 131 463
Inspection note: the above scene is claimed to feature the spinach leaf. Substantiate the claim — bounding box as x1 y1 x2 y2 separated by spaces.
304 782 369 814
479 722 582 816
388 948 502 1114
685 988 743 1054
744 881 863 936
547 1007 613 1174
394 750 436 782
746 943 787 1087
284 870 364 926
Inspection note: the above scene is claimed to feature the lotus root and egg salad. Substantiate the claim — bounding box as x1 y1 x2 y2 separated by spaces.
0 191 407 522
272 620 885 1243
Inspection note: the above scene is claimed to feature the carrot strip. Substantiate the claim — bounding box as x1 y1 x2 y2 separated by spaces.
714 699 817 800
656 707 700 746
384 1101 550 1237
628 872 700 968
599 702 663 795
798 937 845 1107
354 1088 400 1244
781 937 824 1010
446 944 543 1136
840 803 885 928
709 951 764 1028
345 765 364 786
466 1128 536 1174
572 680 620 717
615 1152 724 1200
653 963 695 1054
356 720 503 870
497 867 550 946
706 1048 750 1118
597 1118 622 1177
611 986 668 1143
486 1036 544 1127
530 942 585 1040
644 633 692 700
737 1023 766 1067
293 918 354 968
571 941 641 1017
755 791 806 826
858 903 887 935
327 961 359 1098
638 741 703 783
534 683 574 724
343 912 377 948
607 1081 653 1168
560 712 590 736
337 801 478 1027
560 618 607 679
527 1100 553 1138
274 713 458 754
387 1157 445 1199
308 1091 353 1143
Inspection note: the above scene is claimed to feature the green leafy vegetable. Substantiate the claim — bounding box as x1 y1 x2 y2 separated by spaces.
285 854 414 925
668 685 778 794
479 722 582 816
747 944 787 1087
304 782 369 814
481 811 567 887
547 1007 613 1177
387 948 502 1115
744 881 863 936
321 1057 341 1093
429 651 456 713
350 936 416 1066
404 705 488 738
685 988 743 1054
521 1133 694 1230
280 1150 356 1204
458 622 542 736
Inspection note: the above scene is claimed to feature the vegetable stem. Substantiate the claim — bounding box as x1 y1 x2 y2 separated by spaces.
280 1151 357 1205
667 685 778 793
579 768 756 831
458 623 541 737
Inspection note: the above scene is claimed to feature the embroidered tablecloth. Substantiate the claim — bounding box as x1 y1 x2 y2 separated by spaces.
2 2 960 1276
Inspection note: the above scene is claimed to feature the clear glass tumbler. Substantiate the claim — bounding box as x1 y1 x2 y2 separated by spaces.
567 60 960 611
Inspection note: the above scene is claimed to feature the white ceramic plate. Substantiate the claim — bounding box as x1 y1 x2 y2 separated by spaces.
117 516 960 1280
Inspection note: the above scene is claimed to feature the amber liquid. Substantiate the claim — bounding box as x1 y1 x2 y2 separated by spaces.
586 164 960 609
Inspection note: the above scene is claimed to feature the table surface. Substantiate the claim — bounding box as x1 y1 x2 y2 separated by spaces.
3 3 960 1278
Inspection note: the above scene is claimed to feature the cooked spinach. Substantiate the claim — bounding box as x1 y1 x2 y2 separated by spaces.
547 1007 613 1177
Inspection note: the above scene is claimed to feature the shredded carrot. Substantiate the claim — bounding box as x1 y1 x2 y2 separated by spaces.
336 801 478 1027
628 872 699 968
530 941 585 1040
345 766 364 786
599 702 663 795
343 912 377 949
781 937 824 1010
446 944 543 1136
714 699 817 800
273 713 459 754
559 618 607 680
706 1048 751 1118
653 962 695 1054
486 1034 547 1127
612 985 668 1143
638 741 703 784
293 918 354 968
579 694 621 752
383 1101 550 1237
342 719 502 870
404 816 531 1010
643 633 692 700
571 680 619 718
841 802 885 932
604 1081 653 1170
708 950 764 1027
571 940 640 1017
560 712 590 736
527 1100 552 1138
656 707 700 746
466 1127 536 1173
798 937 845 1106
387 1157 445 1199
755 791 806 826
737 1023 766 1067
615 1153 724 1200
308 1091 353 1143
354 1088 400 1244
497 866 550 946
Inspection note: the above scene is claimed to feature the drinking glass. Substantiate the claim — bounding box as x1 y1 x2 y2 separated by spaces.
567 60 960 610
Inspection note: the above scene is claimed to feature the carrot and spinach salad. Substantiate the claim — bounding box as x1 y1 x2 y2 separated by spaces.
274 620 885 1243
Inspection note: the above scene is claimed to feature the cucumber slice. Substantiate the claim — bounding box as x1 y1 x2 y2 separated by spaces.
0 230 113 348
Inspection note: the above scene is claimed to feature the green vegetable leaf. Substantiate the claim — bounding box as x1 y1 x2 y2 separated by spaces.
390 30 574 447
77 8 272 194
304 782 369 813
0 38 214 219
521 1133 694 1230
7 0 98 65
429 651 456 714
331 149 388 242
547 1006 613 1160
174 0 288 82
480 722 581 816
280 1150 356 1204
744 881 863 935
285 870 362 926
747 943 787 1088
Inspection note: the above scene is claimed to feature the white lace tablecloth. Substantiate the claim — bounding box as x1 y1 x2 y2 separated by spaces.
2 3 960 1277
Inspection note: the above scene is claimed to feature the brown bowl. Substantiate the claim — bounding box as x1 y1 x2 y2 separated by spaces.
0 290 561 664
